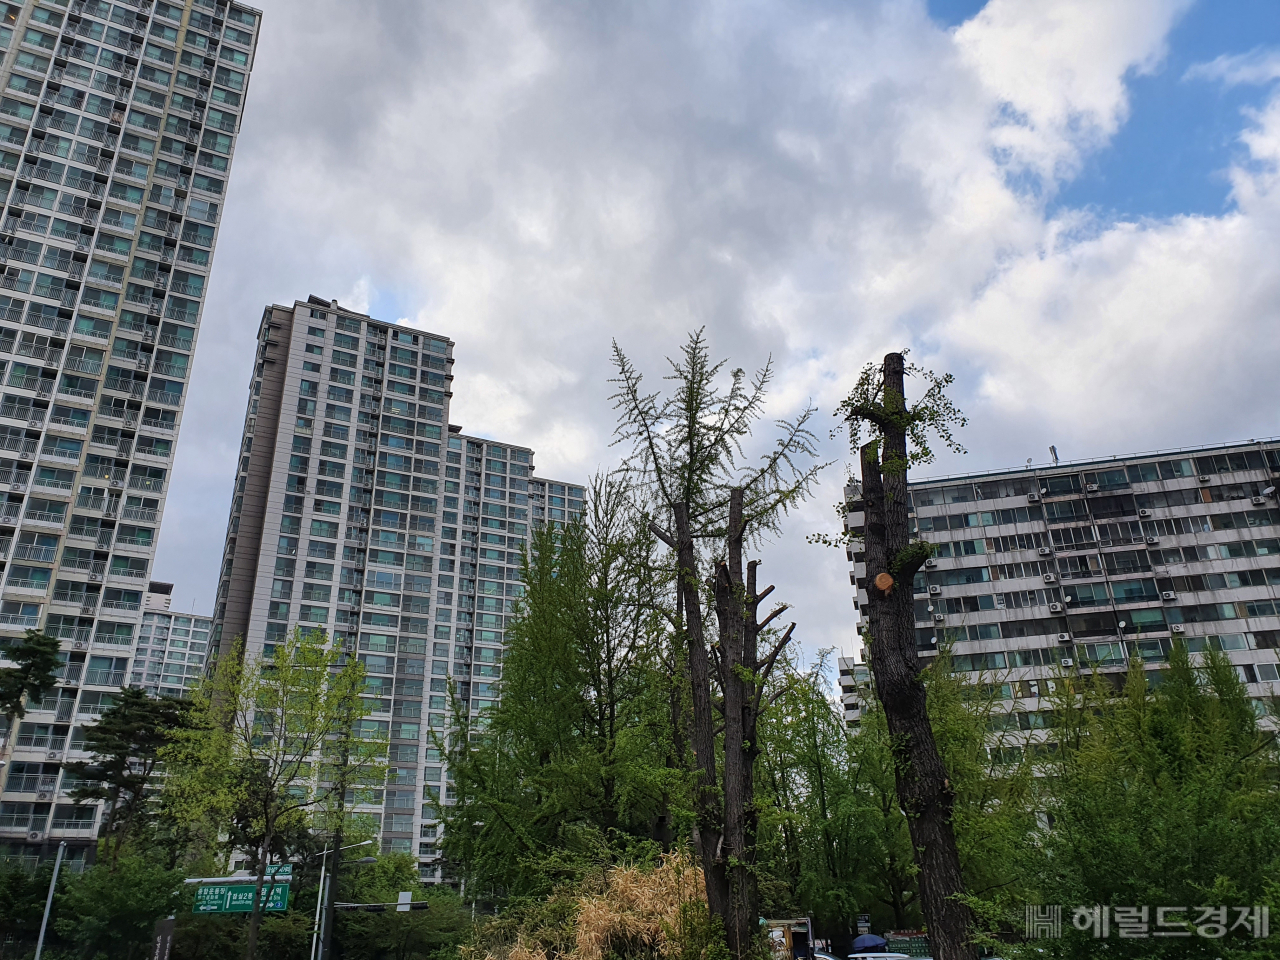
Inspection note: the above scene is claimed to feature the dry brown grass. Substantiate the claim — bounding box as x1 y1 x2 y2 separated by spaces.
479 852 707 960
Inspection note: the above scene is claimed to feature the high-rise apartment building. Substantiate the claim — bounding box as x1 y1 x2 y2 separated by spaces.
0 0 260 870
214 296 582 883
845 440 1280 746
127 579 211 697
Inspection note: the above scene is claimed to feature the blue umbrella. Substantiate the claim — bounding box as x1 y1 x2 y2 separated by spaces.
850 934 888 954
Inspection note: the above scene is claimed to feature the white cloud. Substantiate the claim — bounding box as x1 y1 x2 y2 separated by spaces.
157 0 1277 660
1186 46 1280 86
955 0 1192 185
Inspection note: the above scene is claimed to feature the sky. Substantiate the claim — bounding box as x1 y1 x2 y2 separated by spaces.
156 0 1280 662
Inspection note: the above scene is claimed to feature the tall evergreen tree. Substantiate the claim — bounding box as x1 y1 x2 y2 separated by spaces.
446 477 678 901
66 687 191 867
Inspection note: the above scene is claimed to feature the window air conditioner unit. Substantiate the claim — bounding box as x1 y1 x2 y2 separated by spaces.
933 614 945 622
1252 496 1268 505
928 585 942 595
1086 483 1099 492
1049 602 1063 613
1038 547 1052 556
1056 632 1072 643
1171 624 1185 633
1060 658 1074 668
924 558 937 568
1161 591 1177 601
1146 536 1159 545
1043 573 1056 583
1199 475 1211 482
1139 508 1151 517
1027 493 1040 502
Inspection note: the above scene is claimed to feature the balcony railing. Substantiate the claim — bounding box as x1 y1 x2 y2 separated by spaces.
13 544 55 563
83 669 125 686
146 388 181 406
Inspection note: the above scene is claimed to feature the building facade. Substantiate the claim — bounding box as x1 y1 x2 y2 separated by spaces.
0 0 260 869
846 440 1280 746
212 296 582 883
127 579 211 697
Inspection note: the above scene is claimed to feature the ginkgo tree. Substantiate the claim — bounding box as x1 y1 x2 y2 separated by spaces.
611 330 827 959
836 351 976 960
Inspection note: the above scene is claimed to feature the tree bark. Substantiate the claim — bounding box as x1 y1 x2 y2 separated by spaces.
245 831 271 960
716 490 758 957
672 503 731 928
860 353 976 960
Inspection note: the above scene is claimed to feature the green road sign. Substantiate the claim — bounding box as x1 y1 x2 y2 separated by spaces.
193 883 290 914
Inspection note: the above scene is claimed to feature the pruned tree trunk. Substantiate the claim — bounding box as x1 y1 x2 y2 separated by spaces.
715 490 759 955
663 490 796 960
860 353 976 960
672 502 731 927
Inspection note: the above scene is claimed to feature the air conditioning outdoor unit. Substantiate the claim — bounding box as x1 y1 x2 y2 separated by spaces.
1027 493 1041 502
110 480 122 488
1038 547 1052 556
1049 602 1063 613
1146 536 1159 544
27 830 43 842
1161 591 1177 601
1199 475 1211 482
928 585 941 595
1086 483 1099 492
1171 624 1185 633
1060 658 1074 668
1139 508 1152 517
9 482 20 491
1056 632 1072 644
46 750 60 760
1043 573 1057 583
924 558 937 568
933 614 945 622
1252 496 1268 505
36 791 51 801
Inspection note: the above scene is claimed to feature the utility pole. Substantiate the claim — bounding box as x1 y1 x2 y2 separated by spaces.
33 841 66 960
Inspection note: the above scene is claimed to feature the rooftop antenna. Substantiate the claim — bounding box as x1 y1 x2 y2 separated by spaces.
1049 445 1060 466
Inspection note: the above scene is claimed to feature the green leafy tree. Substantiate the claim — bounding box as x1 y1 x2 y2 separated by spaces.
336 853 471 960
65 687 191 868
755 651 884 946
0 629 61 770
0 858 70 956
162 627 370 960
446 477 679 901
983 645 1280 959
54 854 184 959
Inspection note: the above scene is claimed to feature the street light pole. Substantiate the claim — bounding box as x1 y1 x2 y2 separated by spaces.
315 838 372 960
309 844 330 960
33 841 66 960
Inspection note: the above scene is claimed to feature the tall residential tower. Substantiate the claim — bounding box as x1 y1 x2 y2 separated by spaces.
0 0 260 870
213 297 582 882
